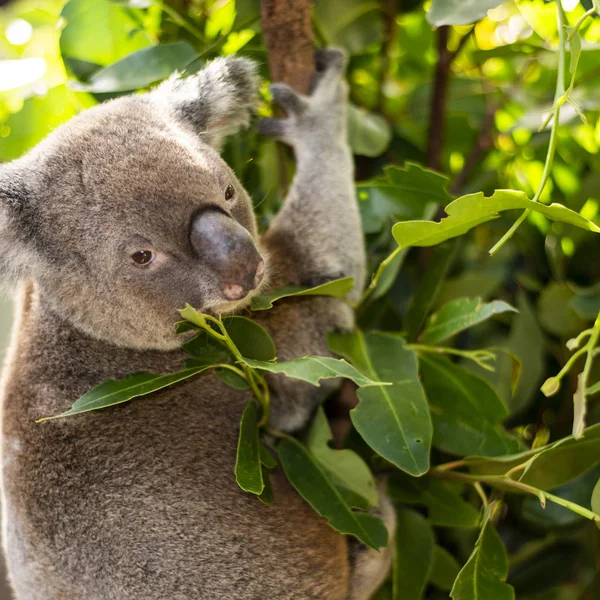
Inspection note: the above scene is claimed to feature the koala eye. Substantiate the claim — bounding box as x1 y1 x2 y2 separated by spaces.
225 184 235 201
131 250 155 266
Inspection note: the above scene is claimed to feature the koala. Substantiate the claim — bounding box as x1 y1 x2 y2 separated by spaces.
0 49 395 599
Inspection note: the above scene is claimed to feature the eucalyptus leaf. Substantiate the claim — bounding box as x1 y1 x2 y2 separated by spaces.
222 316 276 361
405 242 456 341
306 407 379 507
70 42 199 93
592 477 600 521
518 423 600 490
391 190 600 251
421 297 518 345
389 475 480 528
450 509 515 600
241 356 382 388
357 163 452 234
328 332 432 476
278 436 388 550
38 367 211 421
251 277 354 310
420 355 523 457
428 0 510 26
235 401 264 495
393 508 435 600
348 104 392 157
429 546 461 591
61 0 152 67
314 0 383 55
257 466 273 505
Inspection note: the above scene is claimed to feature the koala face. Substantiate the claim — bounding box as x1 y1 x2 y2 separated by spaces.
0 57 265 350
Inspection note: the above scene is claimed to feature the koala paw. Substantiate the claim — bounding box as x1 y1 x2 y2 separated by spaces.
258 48 349 147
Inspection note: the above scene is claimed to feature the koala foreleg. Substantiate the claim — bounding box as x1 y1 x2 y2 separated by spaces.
254 50 366 432
259 49 366 300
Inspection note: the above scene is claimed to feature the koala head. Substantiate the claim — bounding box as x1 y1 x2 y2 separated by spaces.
0 56 267 350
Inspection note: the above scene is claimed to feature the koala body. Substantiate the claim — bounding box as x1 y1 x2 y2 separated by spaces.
0 52 393 599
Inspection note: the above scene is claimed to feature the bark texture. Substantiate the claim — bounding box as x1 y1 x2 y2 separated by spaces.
260 0 315 94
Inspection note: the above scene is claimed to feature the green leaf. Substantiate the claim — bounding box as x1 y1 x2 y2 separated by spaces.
278 436 388 549
421 297 518 345
38 367 210 421
518 423 600 490
250 277 355 310
405 242 456 341
260 445 277 470
257 466 273 505
348 104 392 157
389 475 480 528
223 316 276 361
357 163 452 234
450 510 515 600
235 401 264 495
569 282 600 319
306 407 379 507
241 356 382 388
393 508 435 600
61 0 153 68
538 282 586 338
420 355 523 457
328 332 432 476
428 0 508 26
429 546 461 591
592 477 600 523
391 190 600 251
70 42 199 93
503 292 546 414
0 86 95 161
314 0 383 55
588 381 600 395
216 368 250 390
181 330 230 364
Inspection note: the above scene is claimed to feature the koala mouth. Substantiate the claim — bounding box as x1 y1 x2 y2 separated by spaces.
220 257 265 302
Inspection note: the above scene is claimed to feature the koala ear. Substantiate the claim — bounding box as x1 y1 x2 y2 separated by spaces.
0 163 35 284
153 56 260 151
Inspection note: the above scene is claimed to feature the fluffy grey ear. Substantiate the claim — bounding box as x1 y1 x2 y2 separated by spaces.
0 164 35 284
153 56 260 151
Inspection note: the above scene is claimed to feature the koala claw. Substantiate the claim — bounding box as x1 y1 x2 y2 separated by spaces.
315 47 348 75
259 47 348 145
269 83 309 116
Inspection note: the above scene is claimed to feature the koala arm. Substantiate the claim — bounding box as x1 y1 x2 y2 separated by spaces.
254 50 366 432
259 49 366 302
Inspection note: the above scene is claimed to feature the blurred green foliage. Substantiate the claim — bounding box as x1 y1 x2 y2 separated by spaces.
1 0 600 598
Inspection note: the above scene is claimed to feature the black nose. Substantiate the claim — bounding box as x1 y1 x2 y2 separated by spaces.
190 209 264 301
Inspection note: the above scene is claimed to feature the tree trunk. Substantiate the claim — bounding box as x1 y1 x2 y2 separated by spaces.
260 0 314 94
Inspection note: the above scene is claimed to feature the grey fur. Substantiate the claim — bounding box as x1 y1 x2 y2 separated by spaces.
0 52 393 599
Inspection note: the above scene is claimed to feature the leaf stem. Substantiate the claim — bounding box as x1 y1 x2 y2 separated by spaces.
568 8 595 40
408 344 497 371
356 246 402 307
489 1 568 256
429 467 600 522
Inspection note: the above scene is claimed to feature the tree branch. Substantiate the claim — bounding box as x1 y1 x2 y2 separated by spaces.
260 0 314 94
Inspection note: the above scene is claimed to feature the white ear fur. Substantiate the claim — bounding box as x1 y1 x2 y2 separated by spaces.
153 56 260 151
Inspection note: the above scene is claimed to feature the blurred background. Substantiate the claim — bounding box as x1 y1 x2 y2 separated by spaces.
0 0 599 598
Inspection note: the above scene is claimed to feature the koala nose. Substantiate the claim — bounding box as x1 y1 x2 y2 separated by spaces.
190 209 264 301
